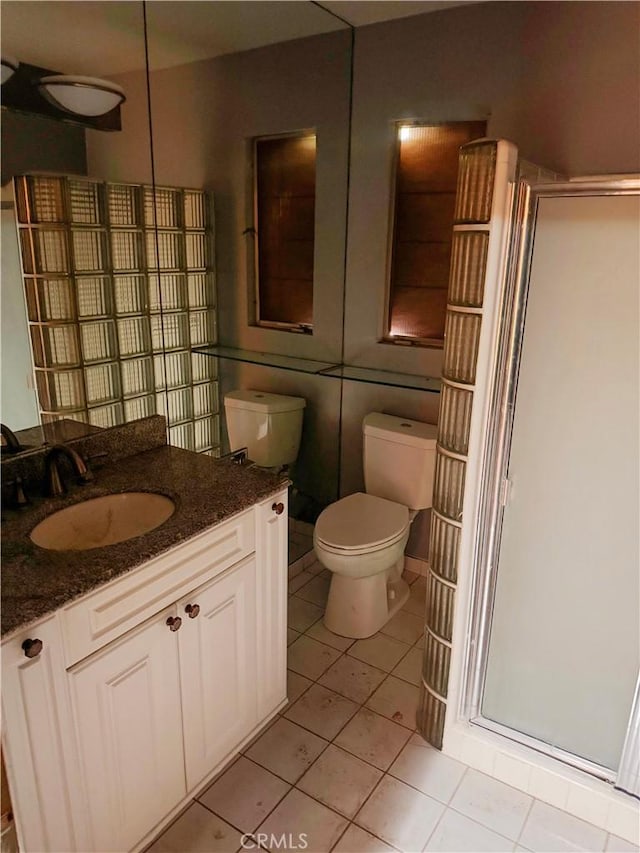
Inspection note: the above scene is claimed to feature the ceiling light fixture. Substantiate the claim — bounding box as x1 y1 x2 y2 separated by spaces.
38 75 126 117
1 55 19 85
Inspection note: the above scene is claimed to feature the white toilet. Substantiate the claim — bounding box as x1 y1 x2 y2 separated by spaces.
314 413 437 638
224 390 305 468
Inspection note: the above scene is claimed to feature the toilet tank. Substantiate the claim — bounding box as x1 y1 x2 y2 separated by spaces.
224 390 305 467
363 413 438 509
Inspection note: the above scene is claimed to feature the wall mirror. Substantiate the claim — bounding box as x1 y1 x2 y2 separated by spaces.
1 2 351 500
139 0 354 517
1 0 442 564
1 0 154 451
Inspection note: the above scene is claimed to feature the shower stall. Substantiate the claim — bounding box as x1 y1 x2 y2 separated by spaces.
420 138 640 822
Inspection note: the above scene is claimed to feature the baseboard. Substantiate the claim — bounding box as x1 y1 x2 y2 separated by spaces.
405 555 429 577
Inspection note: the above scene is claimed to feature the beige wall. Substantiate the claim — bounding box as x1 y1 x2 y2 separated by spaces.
344 0 640 380
1 112 87 186
86 1 639 556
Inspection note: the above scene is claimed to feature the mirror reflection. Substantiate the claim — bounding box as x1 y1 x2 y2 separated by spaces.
1 0 154 446
139 1 353 516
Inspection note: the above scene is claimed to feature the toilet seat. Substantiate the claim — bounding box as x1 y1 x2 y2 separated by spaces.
315 492 409 555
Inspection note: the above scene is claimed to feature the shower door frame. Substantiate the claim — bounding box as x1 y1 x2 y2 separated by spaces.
459 176 640 788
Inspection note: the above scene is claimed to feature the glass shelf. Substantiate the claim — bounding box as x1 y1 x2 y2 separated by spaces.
193 346 441 392
193 345 339 375
319 364 441 393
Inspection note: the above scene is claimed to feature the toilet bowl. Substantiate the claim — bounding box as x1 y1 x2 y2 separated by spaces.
313 413 437 639
314 492 415 637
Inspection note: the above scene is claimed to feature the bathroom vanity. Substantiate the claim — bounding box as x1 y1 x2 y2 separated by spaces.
1 434 289 852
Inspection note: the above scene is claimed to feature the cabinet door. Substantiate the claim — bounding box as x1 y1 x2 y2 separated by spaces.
68 607 185 852
255 490 288 717
1 617 90 853
178 555 258 790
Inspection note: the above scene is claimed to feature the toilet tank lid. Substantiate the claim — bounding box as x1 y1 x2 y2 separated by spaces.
224 390 306 413
363 413 437 448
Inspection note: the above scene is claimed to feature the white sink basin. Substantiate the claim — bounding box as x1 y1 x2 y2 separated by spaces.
30 492 176 551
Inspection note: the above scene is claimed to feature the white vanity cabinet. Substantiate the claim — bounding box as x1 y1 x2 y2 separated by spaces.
178 553 258 790
68 605 186 852
256 495 288 718
1 617 91 853
1 488 288 853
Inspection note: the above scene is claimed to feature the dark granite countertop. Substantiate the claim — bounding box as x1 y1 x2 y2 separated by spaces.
2 446 288 638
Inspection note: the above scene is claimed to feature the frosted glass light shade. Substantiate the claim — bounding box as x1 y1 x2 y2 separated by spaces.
39 75 125 116
1 55 18 84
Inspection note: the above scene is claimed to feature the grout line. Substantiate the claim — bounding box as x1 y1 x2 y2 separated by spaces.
195 758 293 839
515 791 536 845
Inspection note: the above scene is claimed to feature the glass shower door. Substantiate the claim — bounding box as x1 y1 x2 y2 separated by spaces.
481 191 640 772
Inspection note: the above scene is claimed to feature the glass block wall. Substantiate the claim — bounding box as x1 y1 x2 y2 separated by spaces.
14 175 219 455
417 141 498 748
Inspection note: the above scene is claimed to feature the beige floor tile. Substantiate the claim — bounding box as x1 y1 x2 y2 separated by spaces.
332 824 396 853
287 596 323 632
414 632 425 649
349 634 412 672
289 571 316 594
606 835 640 852
365 675 419 729
450 768 532 842
289 537 313 564
287 670 313 704
305 619 355 651
245 717 328 783
297 743 382 818
412 575 427 593
287 628 300 646
520 800 607 852
355 775 444 852
288 558 304 580
334 708 412 771
147 802 243 853
318 655 387 704
389 732 466 804
379 610 424 645
257 788 348 852
306 559 326 576
198 755 290 832
295 574 331 607
424 808 514 851
284 683 358 739
391 645 423 685
287 635 342 680
242 719 277 754
402 578 427 616
402 569 420 586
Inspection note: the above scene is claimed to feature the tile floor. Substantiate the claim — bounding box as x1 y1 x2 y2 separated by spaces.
148 561 639 853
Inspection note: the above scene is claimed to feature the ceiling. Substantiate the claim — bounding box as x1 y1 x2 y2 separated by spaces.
321 1 480 27
1 1 481 76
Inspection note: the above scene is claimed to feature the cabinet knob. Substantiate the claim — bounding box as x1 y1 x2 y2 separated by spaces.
166 616 182 632
272 502 285 516
22 638 43 658
185 604 200 619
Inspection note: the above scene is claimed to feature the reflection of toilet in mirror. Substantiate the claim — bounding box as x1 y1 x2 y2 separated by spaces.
314 413 437 638
223 390 306 469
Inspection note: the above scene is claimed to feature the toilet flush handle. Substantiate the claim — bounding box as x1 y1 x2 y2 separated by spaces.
272 502 285 515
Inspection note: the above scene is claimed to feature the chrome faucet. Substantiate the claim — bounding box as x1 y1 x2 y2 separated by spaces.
44 444 93 497
1 423 22 455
